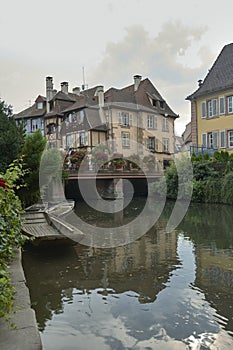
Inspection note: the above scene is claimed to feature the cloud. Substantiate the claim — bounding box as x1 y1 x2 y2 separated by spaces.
88 21 214 133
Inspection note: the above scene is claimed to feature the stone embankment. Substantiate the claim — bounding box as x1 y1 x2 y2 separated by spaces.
0 249 42 350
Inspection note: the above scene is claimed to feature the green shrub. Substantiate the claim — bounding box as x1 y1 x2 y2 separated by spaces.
0 159 28 320
192 179 206 202
204 179 222 203
221 173 233 204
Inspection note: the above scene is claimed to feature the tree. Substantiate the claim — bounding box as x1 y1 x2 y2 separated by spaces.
18 129 47 207
0 99 25 172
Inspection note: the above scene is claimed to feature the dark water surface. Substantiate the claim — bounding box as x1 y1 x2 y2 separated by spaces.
23 200 233 349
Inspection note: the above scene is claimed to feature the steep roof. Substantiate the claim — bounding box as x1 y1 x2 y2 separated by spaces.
14 96 46 119
187 43 233 100
105 78 178 118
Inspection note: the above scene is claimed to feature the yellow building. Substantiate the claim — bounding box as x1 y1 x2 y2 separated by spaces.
187 43 233 154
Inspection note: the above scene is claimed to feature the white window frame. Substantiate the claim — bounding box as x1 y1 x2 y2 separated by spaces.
208 99 218 118
37 102 43 110
147 137 155 150
228 96 233 114
219 97 225 115
26 119 31 134
213 131 218 149
201 101 206 118
162 117 169 132
228 130 233 148
119 112 130 126
147 115 154 129
162 138 169 153
220 130 226 148
208 131 218 149
202 133 207 148
122 132 130 148
80 132 88 146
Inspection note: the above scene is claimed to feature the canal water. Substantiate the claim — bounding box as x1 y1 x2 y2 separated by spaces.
23 200 233 349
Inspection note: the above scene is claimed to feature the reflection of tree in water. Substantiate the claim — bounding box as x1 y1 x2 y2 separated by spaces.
22 221 179 332
178 202 233 248
177 202 233 335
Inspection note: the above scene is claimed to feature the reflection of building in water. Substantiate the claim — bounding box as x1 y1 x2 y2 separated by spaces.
23 224 178 330
195 245 233 332
74 226 178 302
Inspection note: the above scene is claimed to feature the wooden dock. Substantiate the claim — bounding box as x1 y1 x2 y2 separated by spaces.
22 202 84 243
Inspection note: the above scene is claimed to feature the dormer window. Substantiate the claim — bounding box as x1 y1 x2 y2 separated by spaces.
37 102 43 110
160 101 164 109
152 99 157 107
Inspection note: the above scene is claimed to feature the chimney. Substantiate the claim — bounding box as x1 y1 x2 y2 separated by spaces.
72 87 80 95
61 82 69 94
95 86 104 108
46 76 54 112
95 86 105 123
134 74 142 91
198 79 203 87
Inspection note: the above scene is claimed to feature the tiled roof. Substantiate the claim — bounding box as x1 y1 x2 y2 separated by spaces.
105 78 178 118
50 91 77 102
14 103 46 119
187 43 233 100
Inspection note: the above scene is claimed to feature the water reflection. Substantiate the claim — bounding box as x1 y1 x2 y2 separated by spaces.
23 200 233 349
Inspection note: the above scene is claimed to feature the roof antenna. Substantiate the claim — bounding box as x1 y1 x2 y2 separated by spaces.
82 66 88 90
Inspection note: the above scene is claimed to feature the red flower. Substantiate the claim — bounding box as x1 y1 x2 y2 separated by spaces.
0 179 7 188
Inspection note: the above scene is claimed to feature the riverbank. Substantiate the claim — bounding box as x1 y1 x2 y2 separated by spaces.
0 249 42 350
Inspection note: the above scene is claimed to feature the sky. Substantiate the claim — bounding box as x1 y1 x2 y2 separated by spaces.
1 0 233 135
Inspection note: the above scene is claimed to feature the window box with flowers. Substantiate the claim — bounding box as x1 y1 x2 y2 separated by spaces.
129 154 140 170
111 153 126 171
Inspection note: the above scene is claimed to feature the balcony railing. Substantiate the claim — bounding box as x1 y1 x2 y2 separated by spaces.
190 145 218 157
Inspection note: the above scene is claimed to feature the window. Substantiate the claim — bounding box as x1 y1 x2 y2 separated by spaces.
122 132 130 147
228 130 233 148
208 99 218 117
208 131 218 149
26 119 31 134
32 118 42 131
219 97 225 115
160 101 164 109
47 123 56 134
162 117 169 132
37 102 43 110
119 112 130 126
147 115 154 129
201 101 206 118
220 130 226 148
162 138 169 153
80 132 88 146
147 137 155 151
202 133 207 147
228 96 233 114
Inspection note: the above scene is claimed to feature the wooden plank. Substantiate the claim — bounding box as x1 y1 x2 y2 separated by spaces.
22 223 62 238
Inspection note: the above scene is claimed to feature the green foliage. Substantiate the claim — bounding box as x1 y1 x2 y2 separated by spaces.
221 173 233 204
164 161 178 199
0 99 25 172
204 179 222 203
163 151 233 204
213 150 230 162
18 129 47 207
0 159 28 320
192 179 206 202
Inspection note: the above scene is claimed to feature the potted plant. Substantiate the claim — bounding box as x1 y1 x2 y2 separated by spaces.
111 153 126 171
